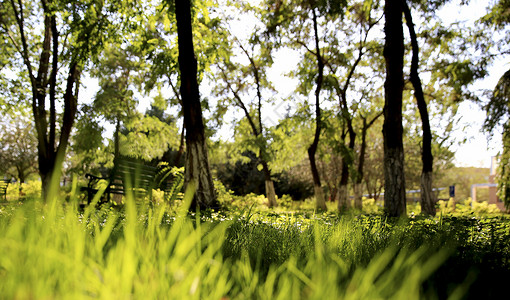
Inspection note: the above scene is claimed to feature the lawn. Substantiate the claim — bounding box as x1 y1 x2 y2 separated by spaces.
0 189 509 299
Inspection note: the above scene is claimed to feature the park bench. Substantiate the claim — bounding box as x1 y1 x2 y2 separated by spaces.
81 157 184 205
81 156 159 205
0 179 10 201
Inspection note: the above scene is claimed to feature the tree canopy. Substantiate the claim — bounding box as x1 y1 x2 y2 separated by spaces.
0 0 505 212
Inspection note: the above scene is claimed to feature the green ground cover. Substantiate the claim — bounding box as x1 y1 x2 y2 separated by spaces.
0 190 509 299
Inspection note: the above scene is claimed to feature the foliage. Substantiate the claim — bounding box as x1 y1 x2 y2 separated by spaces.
215 150 314 200
498 130 510 207
481 0 510 207
5 180 42 201
483 69 510 133
155 164 184 202
482 70 510 208
0 0 503 212
0 116 38 182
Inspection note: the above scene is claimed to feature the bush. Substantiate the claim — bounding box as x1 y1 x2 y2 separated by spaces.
5 180 42 201
438 198 502 215
362 198 384 214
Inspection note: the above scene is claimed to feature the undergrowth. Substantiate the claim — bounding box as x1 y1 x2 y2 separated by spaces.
0 189 509 299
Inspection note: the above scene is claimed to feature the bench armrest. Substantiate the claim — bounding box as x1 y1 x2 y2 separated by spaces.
84 173 108 181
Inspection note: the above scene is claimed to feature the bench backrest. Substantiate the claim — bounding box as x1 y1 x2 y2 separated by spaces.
110 157 158 192
0 179 10 200
0 179 10 190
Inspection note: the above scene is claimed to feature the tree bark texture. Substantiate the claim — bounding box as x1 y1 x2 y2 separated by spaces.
353 183 363 209
402 1 436 216
265 180 277 207
308 8 327 211
354 119 368 209
261 160 278 207
354 113 382 208
337 184 350 211
174 126 185 166
383 0 406 217
338 129 355 211
175 0 218 210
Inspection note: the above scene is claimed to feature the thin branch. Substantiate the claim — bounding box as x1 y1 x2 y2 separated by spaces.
9 0 36 85
219 65 260 137
237 42 264 135
168 77 182 105
295 39 317 57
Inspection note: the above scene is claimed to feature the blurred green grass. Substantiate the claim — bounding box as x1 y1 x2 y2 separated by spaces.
0 186 509 299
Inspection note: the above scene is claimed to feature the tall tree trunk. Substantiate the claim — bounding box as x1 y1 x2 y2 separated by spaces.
261 160 278 207
175 0 218 210
308 8 327 211
41 61 80 201
32 11 52 201
34 16 79 201
220 62 278 207
403 1 435 216
354 113 383 209
383 0 406 217
240 43 279 208
114 119 121 160
9 0 92 201
174 126 185 166
354 119 369 209
337 131 350 211
333 29 365 212
337 128 355 211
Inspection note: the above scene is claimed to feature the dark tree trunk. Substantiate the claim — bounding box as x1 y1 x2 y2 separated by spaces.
174 126 185 166
114 119 121 160
354 113 383 208
354 119 369 209
8 0 92 201
32 12 52 201
40 61 80 201
175 0 218 210
308 8 327 211
383 0 406 217
31 8 79 201
238 44 278 208
337 129 353 211
220 60 278 207
334 33 364 212
261 160 277 207
403 1 435 216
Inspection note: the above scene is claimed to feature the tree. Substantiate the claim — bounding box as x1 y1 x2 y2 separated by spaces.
320 1 383 210
215 35 279 207
303 6 328 211
354 110 383 206
0 116 38 184
174 0 218 209
484 70 510 207
383 0 406 217
361 116 385 200
0 0 114 200
481 0 510 208
262 0 348 210
402 0 435 216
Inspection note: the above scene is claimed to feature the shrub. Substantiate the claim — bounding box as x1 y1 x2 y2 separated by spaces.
5 180 42 201
362 198 383 214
